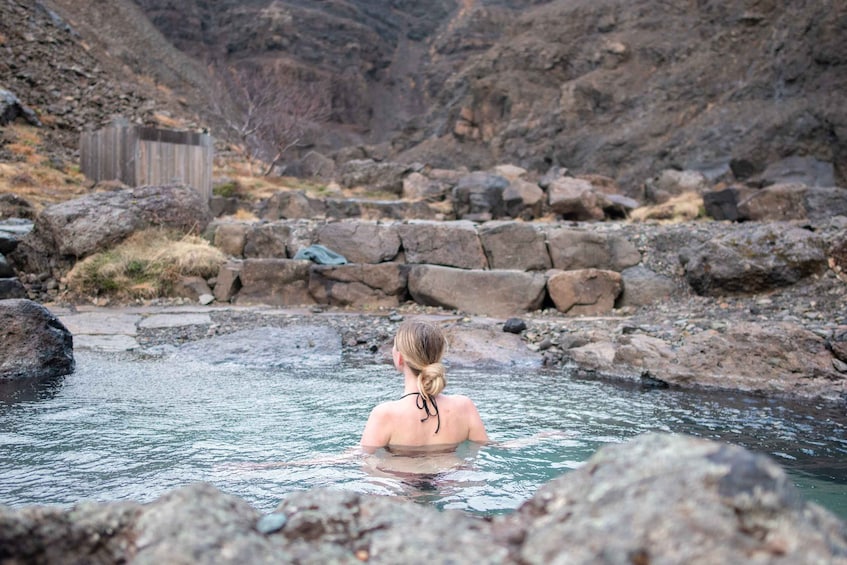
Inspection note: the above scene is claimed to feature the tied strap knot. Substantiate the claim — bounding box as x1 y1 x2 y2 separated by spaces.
400 392 441 434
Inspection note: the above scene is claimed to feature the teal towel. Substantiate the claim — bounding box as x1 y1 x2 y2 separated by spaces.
293 244 348 265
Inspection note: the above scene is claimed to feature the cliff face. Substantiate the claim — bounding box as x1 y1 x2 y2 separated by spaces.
2 0 844 192
132 0 846 190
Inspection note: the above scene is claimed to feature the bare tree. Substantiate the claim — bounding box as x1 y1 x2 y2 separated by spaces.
208 64 331 176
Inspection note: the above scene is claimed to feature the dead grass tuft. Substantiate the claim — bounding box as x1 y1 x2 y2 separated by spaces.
629 192 705 223
67 229 226 299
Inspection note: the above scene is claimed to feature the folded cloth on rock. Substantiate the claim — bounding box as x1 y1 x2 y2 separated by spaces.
293 244 348 265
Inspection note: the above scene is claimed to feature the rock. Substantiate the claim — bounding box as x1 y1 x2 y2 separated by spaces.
260 190 326 220
0 193 35 220
804 186 847 221
212 222 249 257
213 261 242 303
339 159 410 195
398 221 488 269
174 276 212 301
234 259 314 306
702 186 757 221
0 255 14 278
0 499 141 564
478 221 551 271
452 172 510 220
827 330 847 364
208 196 242 218
133 484 272 564
682 224 828 295
444 326 542 368
174 326 342 368
737 183 811 221
0 299 74 380
408 265 546 317
502 178 545 219
13 185 211 275
0 278 26 299
309 263 409 308
276 487 504 563
243 222 294 259
315 221 401 264
547 177 605 221
644 169 710 204
568 321 846 400
402 172 449 201
753 155 837 187
295 151 336 179
0 87 41 126
547 269 623 315
501 433 847 565
546 227 640 271
503 318 527 334
618 265 676 307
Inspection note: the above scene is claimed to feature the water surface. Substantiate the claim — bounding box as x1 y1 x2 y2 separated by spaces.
1 351 845 518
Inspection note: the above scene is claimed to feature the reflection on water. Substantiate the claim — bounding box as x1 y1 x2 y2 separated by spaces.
0 351 845 519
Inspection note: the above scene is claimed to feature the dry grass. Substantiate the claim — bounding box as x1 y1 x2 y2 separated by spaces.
0 124 88 210
67 229 226 299
629 192 705 223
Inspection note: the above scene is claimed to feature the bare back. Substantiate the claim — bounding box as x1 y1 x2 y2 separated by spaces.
361 393 488 450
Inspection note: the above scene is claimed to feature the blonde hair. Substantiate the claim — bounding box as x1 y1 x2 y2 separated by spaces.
394 320 447 402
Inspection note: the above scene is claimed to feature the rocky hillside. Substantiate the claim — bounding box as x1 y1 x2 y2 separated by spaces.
131 0 847 195
1 0 845 197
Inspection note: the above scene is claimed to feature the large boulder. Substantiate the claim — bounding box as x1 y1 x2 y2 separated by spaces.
0 299 74 380
547 177 605 221
681 223 828 295
502 178 545 219
212 221 249 257
408 265 546 317
315 221 401 264
501 433 847 564
566 321 846 400
452 171 509 220
398 221 488 269
12 185 211 276
736 183 847 222
309 263 409 308
618 265 677 307
338 159 411 196
478 221 551 271
546 227 641 271
547 269 623 315
234 259 314 306
243 221 316 259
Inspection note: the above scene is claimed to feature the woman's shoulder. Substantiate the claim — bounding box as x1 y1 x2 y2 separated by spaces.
441 393 477 409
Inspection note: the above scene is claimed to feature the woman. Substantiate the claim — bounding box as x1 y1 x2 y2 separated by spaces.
360 320 489 452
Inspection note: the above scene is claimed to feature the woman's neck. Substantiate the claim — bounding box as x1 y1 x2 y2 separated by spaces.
402 370 419 395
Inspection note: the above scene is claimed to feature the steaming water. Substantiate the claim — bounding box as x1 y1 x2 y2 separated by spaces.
1 351 845 519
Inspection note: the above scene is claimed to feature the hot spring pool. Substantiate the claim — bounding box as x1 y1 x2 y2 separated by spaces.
1 351 845 519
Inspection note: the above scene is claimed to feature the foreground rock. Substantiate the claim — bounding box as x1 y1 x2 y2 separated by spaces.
0 299 74 380
0 434 844 563
498 433 847 564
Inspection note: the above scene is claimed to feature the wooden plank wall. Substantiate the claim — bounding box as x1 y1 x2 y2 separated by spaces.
79 125 213 200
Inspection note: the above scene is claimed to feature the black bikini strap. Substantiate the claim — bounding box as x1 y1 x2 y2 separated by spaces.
400 392 441 434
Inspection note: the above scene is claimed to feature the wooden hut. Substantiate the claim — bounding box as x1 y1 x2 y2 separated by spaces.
80 121 213 200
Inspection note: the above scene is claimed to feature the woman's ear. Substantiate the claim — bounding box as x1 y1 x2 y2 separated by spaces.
393 347 404 371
